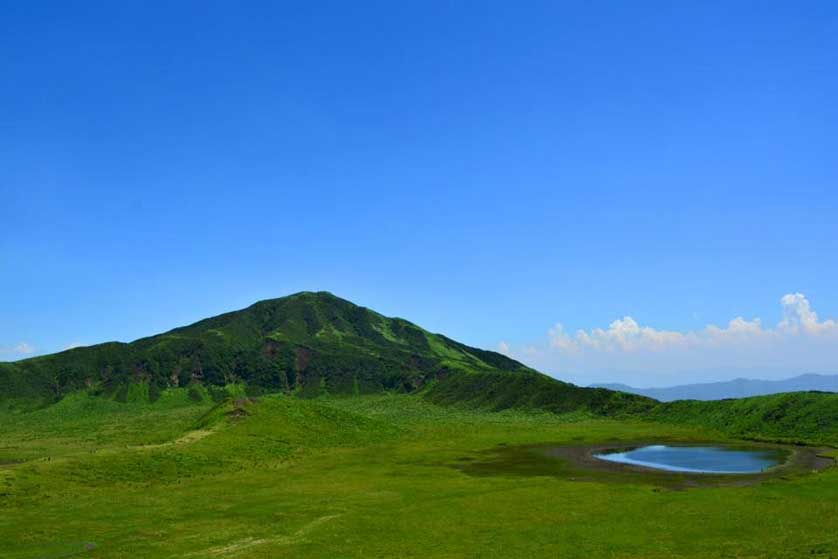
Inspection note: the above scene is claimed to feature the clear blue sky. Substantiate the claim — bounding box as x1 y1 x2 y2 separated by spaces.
2 2 837 385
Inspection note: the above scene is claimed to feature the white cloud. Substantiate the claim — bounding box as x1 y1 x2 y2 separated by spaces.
501 293 838 385
703 317 767 345
548 323 579 352
497 341 511 355
62 342 87 351
549 317 690 353
0 342 35 357
779 292 838 335
579 317 688 352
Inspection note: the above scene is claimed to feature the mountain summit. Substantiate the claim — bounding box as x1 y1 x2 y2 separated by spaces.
0 292 526 401
0 292 654 415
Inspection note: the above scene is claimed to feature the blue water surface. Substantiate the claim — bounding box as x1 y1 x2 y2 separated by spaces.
594 445 782 474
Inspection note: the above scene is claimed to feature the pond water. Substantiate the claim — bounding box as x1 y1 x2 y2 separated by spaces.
594 445 784 474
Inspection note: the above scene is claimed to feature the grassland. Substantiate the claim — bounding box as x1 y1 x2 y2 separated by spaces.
2 390 837 558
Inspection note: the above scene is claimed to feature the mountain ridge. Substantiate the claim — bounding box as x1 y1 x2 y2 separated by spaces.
592 373 838 401
1 291 652 416
4 291 838 444
0 292 517 400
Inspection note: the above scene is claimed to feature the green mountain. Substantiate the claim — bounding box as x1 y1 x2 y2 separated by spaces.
4 290 838 446
647 391 838 445
0 291 651 414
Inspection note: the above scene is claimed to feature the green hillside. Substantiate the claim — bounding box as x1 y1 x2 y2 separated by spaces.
0 292 523 404
426 370 654 416
4 291 838 446
423 372 838 445
1 291 653 416
648 391 838 445
2 293 838 558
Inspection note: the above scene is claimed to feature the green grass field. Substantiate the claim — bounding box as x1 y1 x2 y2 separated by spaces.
2 391 837 558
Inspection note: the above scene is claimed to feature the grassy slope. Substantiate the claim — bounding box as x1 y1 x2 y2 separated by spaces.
3 292 838 556
423 373 838 445
0 291 657 422
426 370 655 415
3 290 837 446
1 393 837 558
0 389 214 465
0 292 543 405
648 391 838 445
4 289 837 445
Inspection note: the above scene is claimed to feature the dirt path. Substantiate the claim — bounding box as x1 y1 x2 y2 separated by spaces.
182 513 344 557
129 428 216 451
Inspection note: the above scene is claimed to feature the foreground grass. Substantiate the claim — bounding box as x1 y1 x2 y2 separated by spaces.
1 392 837 558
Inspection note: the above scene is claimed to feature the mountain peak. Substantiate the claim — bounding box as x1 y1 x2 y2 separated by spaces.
2 291 532 403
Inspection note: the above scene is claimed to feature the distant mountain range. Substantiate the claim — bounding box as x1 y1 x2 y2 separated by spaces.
592 373 838 401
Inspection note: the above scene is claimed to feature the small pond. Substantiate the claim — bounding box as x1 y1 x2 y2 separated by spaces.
594 444 785 474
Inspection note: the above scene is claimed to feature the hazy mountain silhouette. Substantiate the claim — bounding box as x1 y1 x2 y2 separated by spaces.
592 373 838 401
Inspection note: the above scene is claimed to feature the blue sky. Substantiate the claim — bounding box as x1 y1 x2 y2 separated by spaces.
2 2 837 386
